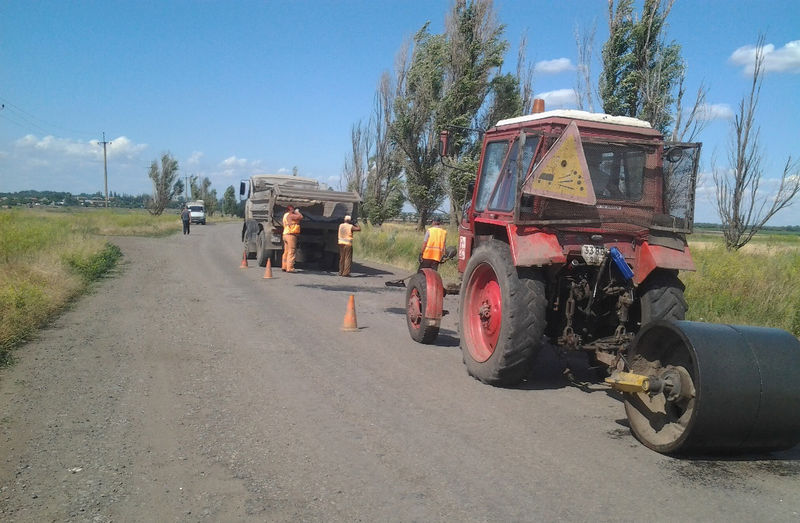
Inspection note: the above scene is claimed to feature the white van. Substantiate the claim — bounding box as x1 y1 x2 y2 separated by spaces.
188 201 206 225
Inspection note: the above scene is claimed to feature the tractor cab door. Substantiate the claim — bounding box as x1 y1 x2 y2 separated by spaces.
460 132 539 272
655 142 702 232
473 133 540 218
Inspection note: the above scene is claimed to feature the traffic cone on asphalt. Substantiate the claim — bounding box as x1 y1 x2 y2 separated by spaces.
240 250 248 269
263 258 273 279
341 294 358 332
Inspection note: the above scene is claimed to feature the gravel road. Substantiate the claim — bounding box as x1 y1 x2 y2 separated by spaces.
1 222 798 522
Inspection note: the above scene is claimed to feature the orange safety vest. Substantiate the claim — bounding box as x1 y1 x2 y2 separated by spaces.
338 223 354 245
282 212 300 235
422 226 447 261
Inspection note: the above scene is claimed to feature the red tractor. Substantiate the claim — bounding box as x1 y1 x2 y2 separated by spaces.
404 102 800 454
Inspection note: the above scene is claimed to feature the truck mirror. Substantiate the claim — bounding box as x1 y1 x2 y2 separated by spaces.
239 181 247 198
467 181 475 196
439 130 450 157
665 147 684 163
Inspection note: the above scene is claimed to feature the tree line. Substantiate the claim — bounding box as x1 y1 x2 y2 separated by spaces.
145 153 243 218
340 0 799 249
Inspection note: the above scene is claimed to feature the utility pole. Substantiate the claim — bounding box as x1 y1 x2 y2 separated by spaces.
97 132 112 208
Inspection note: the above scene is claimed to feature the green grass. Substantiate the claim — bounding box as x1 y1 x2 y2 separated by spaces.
355 222 460 282
684 242 800 335
0 208 181 365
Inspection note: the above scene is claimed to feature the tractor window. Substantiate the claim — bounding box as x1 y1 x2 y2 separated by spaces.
475 140 509 212
583 143 646 201
488 136 540 212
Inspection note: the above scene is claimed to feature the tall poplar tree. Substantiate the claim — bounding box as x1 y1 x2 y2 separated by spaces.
599 0 682 134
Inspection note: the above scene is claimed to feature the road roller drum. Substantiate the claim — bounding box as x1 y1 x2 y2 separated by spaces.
622 320 800 454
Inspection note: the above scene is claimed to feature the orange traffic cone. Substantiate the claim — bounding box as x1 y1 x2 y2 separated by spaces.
263 258 273 279
341 294 358 332
240 250 248 269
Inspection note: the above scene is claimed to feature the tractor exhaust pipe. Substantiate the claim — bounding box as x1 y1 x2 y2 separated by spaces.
532 98 545 114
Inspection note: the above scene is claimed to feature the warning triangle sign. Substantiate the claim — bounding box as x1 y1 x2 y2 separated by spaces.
523 121 596 205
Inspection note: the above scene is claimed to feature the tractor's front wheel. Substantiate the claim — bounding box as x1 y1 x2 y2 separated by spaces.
406 272 440 344
459 239 546 386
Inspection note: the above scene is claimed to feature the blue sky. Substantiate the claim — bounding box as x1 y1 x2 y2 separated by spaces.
1 0 798 224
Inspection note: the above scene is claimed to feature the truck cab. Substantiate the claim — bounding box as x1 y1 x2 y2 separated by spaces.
188 200 206 225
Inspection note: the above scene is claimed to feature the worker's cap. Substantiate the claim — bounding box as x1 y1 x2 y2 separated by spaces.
431 217 441 224
286 205 295 210
344 215 351 222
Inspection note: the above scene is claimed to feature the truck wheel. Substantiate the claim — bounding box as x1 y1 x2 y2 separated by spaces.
406 272 440 344
459 239 546 386
256 231 268 267
638 270 687 324
270 248 282 268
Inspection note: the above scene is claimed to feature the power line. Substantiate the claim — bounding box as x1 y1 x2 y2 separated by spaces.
0 95 98 137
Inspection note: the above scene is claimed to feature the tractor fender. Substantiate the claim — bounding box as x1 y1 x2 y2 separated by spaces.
420 268 444 321
634 241 695 285
507 225 567 267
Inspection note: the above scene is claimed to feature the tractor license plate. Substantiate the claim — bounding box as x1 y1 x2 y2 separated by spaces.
581 244 606 265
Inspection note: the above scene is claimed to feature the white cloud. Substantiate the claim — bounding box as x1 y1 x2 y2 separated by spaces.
217 156 262 178
729 40 800 74
13 134 146 162
534 58 575 75
106 136 147 160
277 167 290 174
187 151 204 165
536 88 578 108
697 103 734 122
4 133 150 194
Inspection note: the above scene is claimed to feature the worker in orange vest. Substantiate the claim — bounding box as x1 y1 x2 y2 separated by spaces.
337 215 361 277
418 217 447 270
281 205 303 272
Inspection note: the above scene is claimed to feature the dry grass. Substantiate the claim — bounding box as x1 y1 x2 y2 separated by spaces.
685 237 800 335
0 208 180 364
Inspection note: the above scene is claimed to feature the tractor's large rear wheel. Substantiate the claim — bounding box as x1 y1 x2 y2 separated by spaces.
638 270 687 324
459 240 546 386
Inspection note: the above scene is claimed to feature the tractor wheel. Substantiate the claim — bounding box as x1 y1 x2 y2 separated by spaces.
406 272 440 344
459 239 546 386
256 231 268 267
638 270 687 324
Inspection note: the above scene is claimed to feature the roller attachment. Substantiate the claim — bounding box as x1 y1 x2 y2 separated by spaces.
623 320 800 455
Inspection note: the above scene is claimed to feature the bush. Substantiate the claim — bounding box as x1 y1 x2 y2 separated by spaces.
63 243 123 282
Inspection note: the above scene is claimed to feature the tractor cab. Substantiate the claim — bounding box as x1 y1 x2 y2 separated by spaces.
456 108 701 285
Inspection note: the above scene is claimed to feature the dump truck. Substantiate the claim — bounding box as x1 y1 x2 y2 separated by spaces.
240 174 360 269
404 100 800 454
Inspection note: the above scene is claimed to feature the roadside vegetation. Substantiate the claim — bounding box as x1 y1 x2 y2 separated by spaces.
355 223 800 336
0 208 184 364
